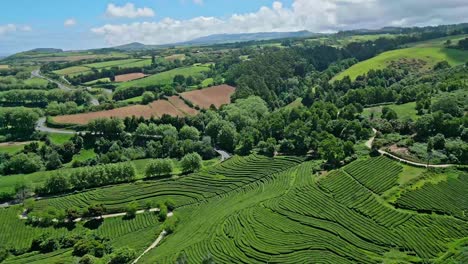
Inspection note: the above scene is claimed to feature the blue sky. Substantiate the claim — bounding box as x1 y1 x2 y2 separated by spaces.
0 0 291 54
1 0 467 55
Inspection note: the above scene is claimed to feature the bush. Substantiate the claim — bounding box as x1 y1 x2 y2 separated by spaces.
158 205 168 222
145 159 173 178
73 239 106 257
125 201 138 219
163 215 179 234
141 91 155 104
78 254 97 264
109 247 136 264
180 153 202 173
165 199 176 211
0 247 8 262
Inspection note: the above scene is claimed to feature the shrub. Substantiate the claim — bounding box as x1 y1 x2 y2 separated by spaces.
125 201 138 219
109 247 136 264
158 205 168 222
165 199 176 211
141 91 155 104
180 153 202 173
145 159 173 178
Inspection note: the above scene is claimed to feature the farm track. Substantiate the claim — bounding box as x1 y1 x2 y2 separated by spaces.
367 128 455 168
31 69 100 106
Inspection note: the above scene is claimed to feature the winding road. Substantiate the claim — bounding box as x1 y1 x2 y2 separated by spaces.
35 117 77 134
366 128 455 168
31 69 100 106
215 148 232 162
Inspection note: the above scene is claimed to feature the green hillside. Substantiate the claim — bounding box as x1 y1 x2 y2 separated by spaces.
333 35 468 81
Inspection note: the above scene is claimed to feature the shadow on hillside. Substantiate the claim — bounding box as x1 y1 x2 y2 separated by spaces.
84 218 103 230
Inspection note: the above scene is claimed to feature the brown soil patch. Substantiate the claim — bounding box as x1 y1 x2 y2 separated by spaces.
180 85 235 109
0 65 9 69
388 144 410 156
115 73 147 82
53 85 235 125
53 100 188 125
168 96 199 116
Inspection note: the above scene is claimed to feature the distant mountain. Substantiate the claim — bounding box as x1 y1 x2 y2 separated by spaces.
183 31 318 45
113 31 319 51
26 48 63 53
113 42 155 51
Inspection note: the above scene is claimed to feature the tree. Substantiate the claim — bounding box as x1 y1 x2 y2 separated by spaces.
109 247 136 264
179 126 200 141
45 151 62 170
217 123 238 153
257 138 277 157
173 75 186 85
44 174 70 194
86 204 106 218
318 136 345 167
158 205 168 222
145 159 173 178
431 133 446 150
15 181 31 202
180 153 202 173
3 153 43 175
125 201 138 219
458 37 468 50
433 60 450 70
66 207 81 222
142 92 155 104
381 107 398 120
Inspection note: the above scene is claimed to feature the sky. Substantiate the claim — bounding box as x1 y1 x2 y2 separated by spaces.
1 0 468 55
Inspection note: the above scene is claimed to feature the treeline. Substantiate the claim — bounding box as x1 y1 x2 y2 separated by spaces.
0 135 84 175
68 66 144 85
0 89 91 106
0 76 58 91
39 163 136 195
0 107 40 140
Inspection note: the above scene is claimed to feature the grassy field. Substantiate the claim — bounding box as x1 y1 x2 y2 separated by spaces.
53 66 90 75
23 78 49 86
0 142 34 155
116 65 211 89
363 102 418 120
333 35 468 81
0 65 9 69
47 133 74 145
53 58 152 77
83 77 110 85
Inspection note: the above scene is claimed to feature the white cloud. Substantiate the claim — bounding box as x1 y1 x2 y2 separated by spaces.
193 0 203 5
92 0 468 46
105 3 155 18
64 18 77 27
0 24 32 35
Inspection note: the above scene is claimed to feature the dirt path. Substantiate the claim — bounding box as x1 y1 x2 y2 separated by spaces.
366 128 455 168
215 149 232 162
0 141 33 147
32 69 100 106
19 208 166 221
132 212 174 264
35 117 77 134
132 230 167 264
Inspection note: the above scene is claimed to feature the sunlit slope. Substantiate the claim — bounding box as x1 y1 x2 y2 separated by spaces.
333 35 468 81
